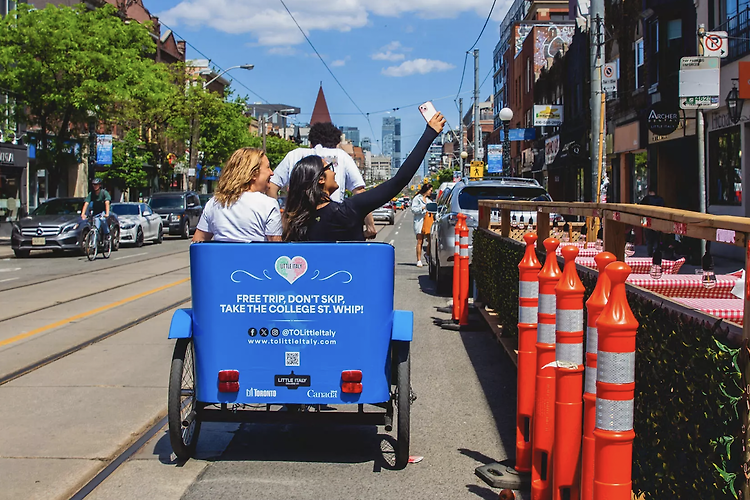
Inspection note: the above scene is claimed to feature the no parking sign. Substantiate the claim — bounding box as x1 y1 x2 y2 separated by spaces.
602 62 617 93
701 31 728 58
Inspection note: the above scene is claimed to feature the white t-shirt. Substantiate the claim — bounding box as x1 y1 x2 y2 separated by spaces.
270 145 365 203
197 191 282 242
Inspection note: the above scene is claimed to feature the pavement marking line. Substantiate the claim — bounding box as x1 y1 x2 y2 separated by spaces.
0 277 190 347
0 267 21 272
0 277 19 283
115 252 148 261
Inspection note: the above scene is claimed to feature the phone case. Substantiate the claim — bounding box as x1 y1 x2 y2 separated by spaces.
419 102 437 122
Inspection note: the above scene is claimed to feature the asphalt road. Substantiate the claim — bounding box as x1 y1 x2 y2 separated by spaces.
0 213 520 500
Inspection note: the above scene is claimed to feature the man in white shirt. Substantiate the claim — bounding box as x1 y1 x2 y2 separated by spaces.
268 122 377 238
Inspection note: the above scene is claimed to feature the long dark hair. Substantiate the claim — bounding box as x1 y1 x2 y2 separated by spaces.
283 155 331 241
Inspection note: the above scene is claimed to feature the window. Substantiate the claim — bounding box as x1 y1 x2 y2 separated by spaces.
709 126 743 205
526 57 532 93
633 152 649 203
648 19 660 88
635 38 645 88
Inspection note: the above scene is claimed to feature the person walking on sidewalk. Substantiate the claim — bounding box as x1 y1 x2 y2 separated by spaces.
411 183 433 267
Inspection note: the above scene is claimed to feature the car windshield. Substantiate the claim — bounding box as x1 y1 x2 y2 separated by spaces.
149 196 184 210
111 204 140 216
32 199 83 216
458 186 551 210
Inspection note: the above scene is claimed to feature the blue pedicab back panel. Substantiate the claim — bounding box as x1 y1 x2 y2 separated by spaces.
190 242 395 405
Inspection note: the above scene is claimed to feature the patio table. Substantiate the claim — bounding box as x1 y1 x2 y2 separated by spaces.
626 274 739 299
672 297 744 325
576 256 686 275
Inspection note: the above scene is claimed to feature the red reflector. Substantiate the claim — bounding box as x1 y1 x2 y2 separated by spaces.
341 370 362 382
342 382 363 394
218 381 239 393
218 370 239 382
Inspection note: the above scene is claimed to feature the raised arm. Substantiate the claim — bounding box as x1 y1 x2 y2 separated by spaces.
348 113 445 216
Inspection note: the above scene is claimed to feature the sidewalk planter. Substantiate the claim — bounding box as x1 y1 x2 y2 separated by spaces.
473 228 743 499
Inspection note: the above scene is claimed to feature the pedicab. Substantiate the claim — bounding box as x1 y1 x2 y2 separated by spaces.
167 242 414 468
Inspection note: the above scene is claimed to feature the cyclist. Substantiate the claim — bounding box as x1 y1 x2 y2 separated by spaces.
80 178 111 243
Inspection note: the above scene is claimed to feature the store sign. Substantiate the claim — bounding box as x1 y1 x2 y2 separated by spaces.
0 144 28 167
649 114 696 144
533 105 564 126
0 152 13 165
545 135 560 164
647 102 680 135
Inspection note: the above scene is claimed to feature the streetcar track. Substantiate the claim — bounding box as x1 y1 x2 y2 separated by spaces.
0 265 190 324
0 248 187 293
0 297 190 386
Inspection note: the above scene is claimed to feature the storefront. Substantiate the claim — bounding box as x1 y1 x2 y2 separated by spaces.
648 111 698 211
706 105 745 217
613 120 645 204
0 142 28 222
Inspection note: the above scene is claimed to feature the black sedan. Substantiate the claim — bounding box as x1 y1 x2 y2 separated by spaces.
11 197 120 258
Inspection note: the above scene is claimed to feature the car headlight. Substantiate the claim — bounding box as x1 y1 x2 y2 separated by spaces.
170 214 181 222
61 222 79 233
121 222 136 230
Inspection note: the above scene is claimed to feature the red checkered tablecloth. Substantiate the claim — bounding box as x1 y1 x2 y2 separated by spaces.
576 256 686 274
672 298 744 325
626 274 739 299
556 244 601 258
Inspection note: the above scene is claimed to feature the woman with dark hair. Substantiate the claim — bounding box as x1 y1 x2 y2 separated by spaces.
284 112 445 242
410 183 433 267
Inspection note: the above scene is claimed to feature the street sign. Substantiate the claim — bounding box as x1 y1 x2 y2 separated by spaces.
498 128 536 141
469 161 484 179
679 56 720 110
701 31 728 58
680 96 720 109
602 62 617 93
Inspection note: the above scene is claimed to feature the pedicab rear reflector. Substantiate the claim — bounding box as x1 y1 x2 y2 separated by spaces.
218 370 240 392
341 370 363 393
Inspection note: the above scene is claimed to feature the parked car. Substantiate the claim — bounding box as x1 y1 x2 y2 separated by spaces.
198 193 213 208
436 181 456 201
427 178 555 293
11 197 120 258
148 191 202 239
372 202 395 225
111 202 163 247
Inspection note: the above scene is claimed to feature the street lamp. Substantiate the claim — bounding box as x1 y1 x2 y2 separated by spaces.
261 108 299 151
499 107 513 177
726 78 744 124
86 109 97 186
201 64 254 89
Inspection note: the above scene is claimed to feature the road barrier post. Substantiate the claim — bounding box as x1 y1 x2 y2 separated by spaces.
582 252 616 500
517 233 542 473
593 262 637 500
458 216 470 326
552 245 585 500
531 237 561 500
452 216 463 321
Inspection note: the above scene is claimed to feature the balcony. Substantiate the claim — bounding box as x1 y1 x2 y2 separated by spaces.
719 7 750 63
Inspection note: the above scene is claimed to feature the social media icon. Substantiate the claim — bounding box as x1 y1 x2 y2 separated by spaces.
271 328 280 337
248 328 257 337
260 328 269 337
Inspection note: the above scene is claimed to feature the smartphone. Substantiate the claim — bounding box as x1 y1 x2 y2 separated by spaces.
419 101 437 122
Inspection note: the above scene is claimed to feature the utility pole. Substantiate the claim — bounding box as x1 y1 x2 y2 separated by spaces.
697 25 708 224
589 0 605 202
473 49 482 166
459 97 464 174
261 115 267 152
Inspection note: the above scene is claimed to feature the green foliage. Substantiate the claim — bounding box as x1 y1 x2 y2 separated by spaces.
102 130 151 190
0 3 157 193
472 228 743 498
194 89 254 167
429 167 455 190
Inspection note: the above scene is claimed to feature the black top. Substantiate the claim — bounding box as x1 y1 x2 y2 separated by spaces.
85 189 112 215
306 125 438 242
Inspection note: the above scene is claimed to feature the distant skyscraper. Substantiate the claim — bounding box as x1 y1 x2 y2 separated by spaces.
382 117 401 175
361 137 371 152
339 126 360 147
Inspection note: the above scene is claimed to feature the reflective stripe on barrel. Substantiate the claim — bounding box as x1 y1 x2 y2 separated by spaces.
595 398 634 432
539 293 556 315
538 322 556 344
586 326 598 354
556 309 583 333
597 351 636 385
585 366 597 395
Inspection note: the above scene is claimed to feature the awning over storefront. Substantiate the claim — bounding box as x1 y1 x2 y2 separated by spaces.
613 121 640 153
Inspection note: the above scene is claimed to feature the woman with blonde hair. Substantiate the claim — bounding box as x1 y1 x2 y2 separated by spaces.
192 147 282 242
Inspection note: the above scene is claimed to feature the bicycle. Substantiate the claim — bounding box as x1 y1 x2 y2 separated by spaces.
85 213 112 261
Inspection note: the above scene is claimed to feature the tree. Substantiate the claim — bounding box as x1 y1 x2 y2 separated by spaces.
196 90 255 167
102 130 151 192
0 4 158 195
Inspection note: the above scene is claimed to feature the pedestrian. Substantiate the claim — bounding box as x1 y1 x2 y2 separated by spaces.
268 121 377 239
192 148 282 243
411 183 433 267
283 112 445 242
639 186 664 257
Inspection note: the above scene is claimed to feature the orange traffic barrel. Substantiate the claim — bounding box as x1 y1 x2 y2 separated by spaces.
593 262 638 500
458 216 470 325
452 216 463 321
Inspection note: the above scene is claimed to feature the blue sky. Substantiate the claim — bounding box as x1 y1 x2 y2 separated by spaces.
146 0 512 155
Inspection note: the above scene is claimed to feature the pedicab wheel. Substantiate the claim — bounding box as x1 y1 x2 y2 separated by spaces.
168 338 202 460
394 341 411 469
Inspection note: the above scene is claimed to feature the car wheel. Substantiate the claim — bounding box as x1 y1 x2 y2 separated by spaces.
428 247 437 280
13 249 29 258
156 225 163 244
181 220 190 239
435 255 451 295
389 217 394 225
136 227 144 247
110 226 120 251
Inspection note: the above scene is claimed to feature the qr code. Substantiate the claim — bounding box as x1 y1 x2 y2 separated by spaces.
285 352 300 367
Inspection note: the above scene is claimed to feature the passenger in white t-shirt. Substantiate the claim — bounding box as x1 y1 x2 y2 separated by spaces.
192 148 282 243
267 122 377 239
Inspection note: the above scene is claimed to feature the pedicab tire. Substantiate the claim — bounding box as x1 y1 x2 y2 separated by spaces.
168 338 201 460
395 340 410 469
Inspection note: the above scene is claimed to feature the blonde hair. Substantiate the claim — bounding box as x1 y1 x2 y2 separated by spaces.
214 148 266 207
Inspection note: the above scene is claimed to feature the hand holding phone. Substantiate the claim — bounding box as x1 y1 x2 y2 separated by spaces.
419 101 438 122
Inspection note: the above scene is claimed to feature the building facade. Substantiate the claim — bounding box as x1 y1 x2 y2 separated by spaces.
369 155 392 183
382 117 401 174
339 126 360 147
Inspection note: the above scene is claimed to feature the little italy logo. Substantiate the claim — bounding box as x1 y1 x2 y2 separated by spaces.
230 255 353 284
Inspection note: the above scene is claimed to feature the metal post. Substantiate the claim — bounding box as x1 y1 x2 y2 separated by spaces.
88 117 96 186
473 49 481 164
459 98 464 173
503 120 511 176
589 5 604 201
698 110 707 255
262 115 267 152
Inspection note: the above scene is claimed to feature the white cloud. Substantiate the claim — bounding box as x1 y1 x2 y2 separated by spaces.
371 41 410 61
267 46 297 56
381 58 455 77
157 0 510 47
331 56 350 67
